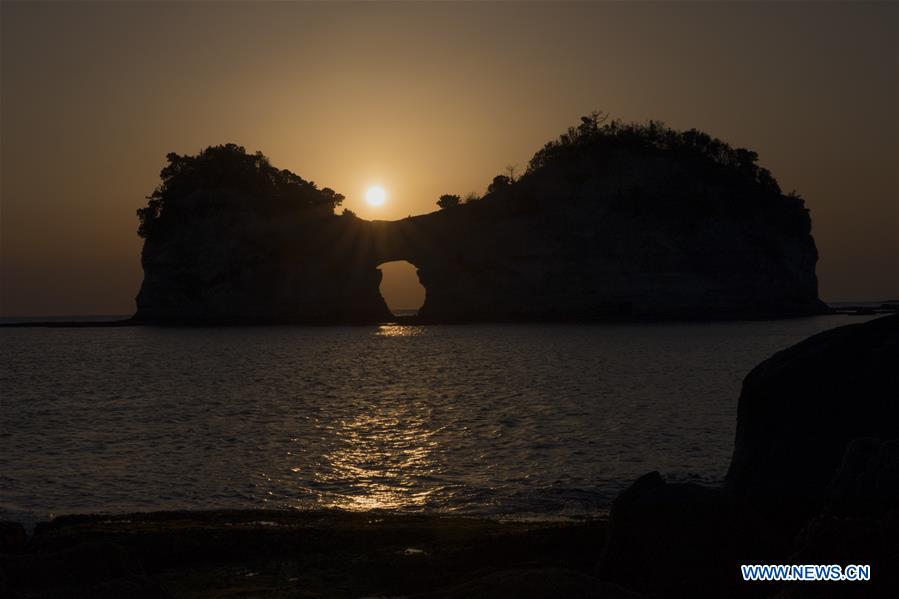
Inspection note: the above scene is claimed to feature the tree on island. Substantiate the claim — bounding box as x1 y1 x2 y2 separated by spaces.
437 194 461 209
455 111 812 240
486 175 512 194
526 111 782 195
137 144 344 239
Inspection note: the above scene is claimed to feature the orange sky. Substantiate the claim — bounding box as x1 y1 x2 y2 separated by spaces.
1 1 896 315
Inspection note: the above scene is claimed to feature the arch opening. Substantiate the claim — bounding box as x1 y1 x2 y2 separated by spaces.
377 260 425 317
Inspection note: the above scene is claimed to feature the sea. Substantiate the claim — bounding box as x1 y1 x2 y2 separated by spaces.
0 314 879 528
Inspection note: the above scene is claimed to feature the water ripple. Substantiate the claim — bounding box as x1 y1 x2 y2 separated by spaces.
0 316 865 523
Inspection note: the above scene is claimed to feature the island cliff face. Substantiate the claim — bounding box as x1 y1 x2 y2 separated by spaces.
136 211 394 324
134 117 825 323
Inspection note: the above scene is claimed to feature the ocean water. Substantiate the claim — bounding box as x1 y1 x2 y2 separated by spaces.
0 315 875 525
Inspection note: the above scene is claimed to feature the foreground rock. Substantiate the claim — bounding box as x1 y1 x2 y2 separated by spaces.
781 438 899 598
601 315 899 597
598 472 774 597
415 567 643 599
726 314 899 530
0 521 26 554
1 510 607 598
0 540 166 598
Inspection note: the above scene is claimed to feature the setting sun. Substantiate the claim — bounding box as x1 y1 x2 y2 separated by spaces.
365 185 387 206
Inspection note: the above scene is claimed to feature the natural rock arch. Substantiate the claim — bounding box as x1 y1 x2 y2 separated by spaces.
135 186 824 324
377 260 425 316
133 117 826 324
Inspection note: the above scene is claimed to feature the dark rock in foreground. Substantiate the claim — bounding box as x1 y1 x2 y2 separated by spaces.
598 472 774 598
1 510 608 599
415 567 643 599
781 438 899 598
726 314 899 529
824 437 899 520
0 521 26 554
0 540 164 598
600 315 899 598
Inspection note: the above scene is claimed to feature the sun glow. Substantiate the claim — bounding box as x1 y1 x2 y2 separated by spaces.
365 185 387 206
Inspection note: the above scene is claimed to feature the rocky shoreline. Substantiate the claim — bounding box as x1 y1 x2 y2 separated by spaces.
1 510 618 599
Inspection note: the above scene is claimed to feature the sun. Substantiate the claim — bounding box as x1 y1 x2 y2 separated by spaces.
365 185 387 207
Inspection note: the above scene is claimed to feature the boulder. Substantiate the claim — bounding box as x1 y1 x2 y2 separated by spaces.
782 438 899 598
600 317 899 598
0 521 26 554
598 472 774 597
824 437 899 519
726 315 899 530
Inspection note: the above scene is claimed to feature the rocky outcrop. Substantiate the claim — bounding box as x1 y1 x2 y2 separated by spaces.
598 472 774 597
135 211 394 324
823 437 899 520
0 521 26 554
2 510 610 599
375 184 823 322
134 121 825 324
600 316 899 597
782 438 899 598
726 314 899 529
0 540 167 598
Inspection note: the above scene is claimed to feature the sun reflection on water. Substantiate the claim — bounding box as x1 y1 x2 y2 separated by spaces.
376 325 426 337
310 407 441 511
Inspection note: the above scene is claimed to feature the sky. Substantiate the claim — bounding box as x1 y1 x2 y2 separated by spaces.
1 1 896 316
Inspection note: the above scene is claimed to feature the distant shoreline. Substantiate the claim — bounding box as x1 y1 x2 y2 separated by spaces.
0 318 138 328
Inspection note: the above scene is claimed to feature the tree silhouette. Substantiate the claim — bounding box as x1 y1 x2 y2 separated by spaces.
487 175 511 194
137 144 343 239
526 112 784 195
437 194 461 209
577 110 608 137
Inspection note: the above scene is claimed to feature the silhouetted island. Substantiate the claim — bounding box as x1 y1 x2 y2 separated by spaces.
133 113 826 324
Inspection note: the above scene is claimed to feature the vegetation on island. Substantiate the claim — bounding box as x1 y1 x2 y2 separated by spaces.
436 111 810 240
134 113 821 322
137 144 344 239
525 111 779 188
139 114 811 247
436 194 461 209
